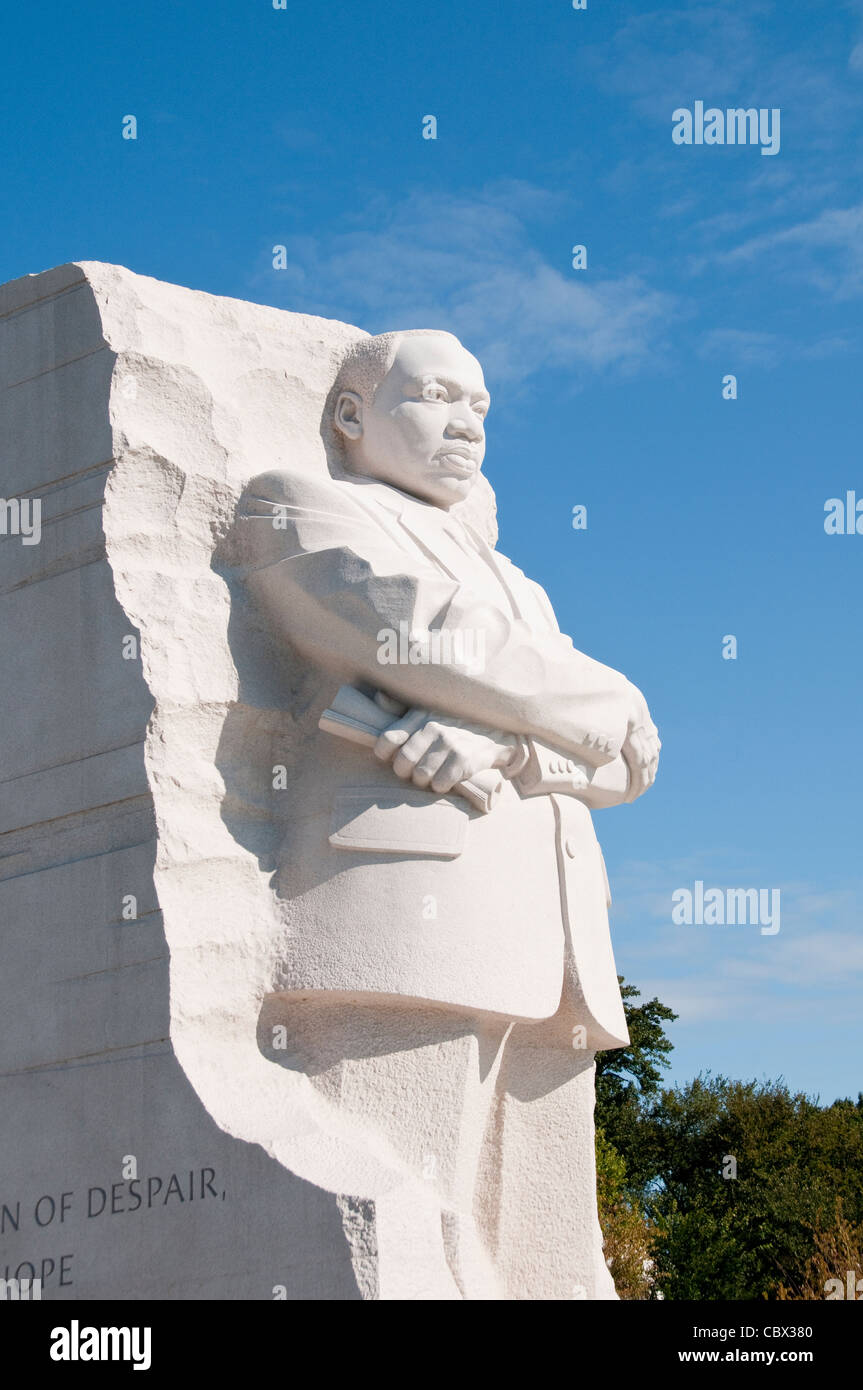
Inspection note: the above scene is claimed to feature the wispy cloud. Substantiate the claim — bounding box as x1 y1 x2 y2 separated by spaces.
592 0 860 138
721 201 863 300
593 1 863 328
694 326 851 367
251 183 676 385
697 328 785 368
608 856 863 1033
586 2 764 118
848 0 863 73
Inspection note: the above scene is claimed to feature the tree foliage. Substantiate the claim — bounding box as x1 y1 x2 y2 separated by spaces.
593 978 863 1299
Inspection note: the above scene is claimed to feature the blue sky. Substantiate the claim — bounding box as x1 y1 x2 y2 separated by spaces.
3 0 861 1100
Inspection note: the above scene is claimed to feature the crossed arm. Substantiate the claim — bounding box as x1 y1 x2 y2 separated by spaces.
239 472 660 803
372 694 660 804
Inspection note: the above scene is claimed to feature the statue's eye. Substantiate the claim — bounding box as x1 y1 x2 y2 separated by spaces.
422 383 448 402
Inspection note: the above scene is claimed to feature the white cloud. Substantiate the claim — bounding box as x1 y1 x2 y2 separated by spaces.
586 3 763 117
607 859 863 1032
721 201 863 300
697 328 784 367
252 184 675 385
694 326 849 367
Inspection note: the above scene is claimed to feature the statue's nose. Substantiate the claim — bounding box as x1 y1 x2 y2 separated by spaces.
447 409 484 442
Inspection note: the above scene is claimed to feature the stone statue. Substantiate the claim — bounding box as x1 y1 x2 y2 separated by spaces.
0 262 656 1301
237 327 660 1299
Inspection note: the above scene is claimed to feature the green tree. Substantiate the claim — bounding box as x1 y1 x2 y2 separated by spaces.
595 1127 654 1299
595 977 678 1104
643 1077 863 1299
595 978 678 1195
594 978 677 1293
593 979 863 1300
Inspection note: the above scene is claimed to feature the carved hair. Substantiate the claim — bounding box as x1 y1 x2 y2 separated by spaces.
331 329 463 410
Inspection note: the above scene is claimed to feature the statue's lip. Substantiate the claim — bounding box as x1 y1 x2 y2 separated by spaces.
434 447 478 472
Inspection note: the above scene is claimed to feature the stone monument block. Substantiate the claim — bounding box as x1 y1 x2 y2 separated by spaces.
0 263 382 1300
1 263 659 1300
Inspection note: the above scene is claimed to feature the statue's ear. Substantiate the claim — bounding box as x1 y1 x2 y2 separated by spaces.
334 389 363 441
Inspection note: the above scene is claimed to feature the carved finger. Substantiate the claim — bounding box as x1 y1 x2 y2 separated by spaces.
374 706 429 762
430 752 467 793
392 726 436 778
411 745 450 788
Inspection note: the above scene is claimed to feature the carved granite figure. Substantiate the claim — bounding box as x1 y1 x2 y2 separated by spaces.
237 328 660 1299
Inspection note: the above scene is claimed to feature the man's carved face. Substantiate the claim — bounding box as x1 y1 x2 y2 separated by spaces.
335 334 490 509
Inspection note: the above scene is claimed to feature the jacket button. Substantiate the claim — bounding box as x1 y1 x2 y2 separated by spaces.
565 837 577 857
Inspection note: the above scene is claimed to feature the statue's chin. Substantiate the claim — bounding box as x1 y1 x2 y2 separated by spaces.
349 455 477 510
423 474 477 508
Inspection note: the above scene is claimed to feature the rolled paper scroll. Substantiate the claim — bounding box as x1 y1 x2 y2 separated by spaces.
318 685 503 814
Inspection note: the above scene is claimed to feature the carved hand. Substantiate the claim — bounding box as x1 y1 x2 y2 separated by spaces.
374 707 518 795
621 684 661 802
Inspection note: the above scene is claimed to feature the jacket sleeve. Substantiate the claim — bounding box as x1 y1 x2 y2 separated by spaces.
235 471 633 764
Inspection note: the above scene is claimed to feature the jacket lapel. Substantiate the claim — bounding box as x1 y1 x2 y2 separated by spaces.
347 480 555 635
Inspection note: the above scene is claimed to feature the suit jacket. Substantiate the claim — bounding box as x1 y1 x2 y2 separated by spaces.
236 468 633 1048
